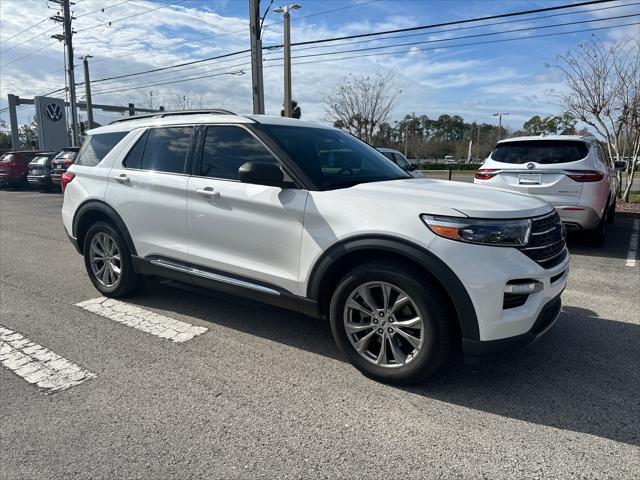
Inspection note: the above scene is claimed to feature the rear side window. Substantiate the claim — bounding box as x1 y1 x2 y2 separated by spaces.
490 140 589 164
123 131 148 169
140 127 193 174
75 132 128 166
200 126 276 180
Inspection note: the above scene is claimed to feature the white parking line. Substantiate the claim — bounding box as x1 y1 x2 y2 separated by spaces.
75 297 208 343
0 325 96 394
626 219 639 267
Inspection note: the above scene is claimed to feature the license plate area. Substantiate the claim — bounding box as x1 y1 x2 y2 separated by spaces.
518 173 542 185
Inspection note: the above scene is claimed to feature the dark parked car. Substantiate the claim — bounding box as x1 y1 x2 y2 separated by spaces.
0 151 51 188
51 147 80 188
27 152 57 190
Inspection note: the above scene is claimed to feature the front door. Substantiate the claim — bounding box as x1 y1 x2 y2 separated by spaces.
186 125 308 294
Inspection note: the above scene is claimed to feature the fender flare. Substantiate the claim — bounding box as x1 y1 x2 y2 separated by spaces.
306 235 480 341
72 200 137 255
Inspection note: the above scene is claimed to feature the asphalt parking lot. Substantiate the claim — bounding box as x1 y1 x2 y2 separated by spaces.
1 189 639 480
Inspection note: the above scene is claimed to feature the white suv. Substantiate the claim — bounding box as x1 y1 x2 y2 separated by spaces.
474 135 620 245
62 111 569 384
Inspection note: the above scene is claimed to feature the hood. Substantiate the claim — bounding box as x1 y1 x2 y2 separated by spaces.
349 178 553 219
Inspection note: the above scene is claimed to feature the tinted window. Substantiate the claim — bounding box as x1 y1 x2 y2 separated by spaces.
141 127 193 174
490 140 589 164
31 155 52 165
381 151 395 162
75 132 128 166
123 131 148 169
201 126 276 180
256 125 409 190
394 154 410 170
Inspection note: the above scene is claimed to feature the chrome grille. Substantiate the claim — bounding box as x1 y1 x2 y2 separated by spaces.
519 211 567 269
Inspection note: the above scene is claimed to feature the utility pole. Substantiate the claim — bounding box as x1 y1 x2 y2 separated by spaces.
274 4 301 118
493 112 509 143
80 55 94 129
249 0 265 114
50 0 79 146
476 121 480 159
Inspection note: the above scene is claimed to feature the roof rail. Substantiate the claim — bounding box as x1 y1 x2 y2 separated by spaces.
109 109 236 125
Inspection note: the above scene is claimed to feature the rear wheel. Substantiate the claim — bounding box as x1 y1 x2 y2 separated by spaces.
329 261 451 385
585 203 608 246
607 197 616 224
83 221 144 297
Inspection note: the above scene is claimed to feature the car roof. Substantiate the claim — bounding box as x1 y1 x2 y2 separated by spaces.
497 134 596 144
90 111 333 135
376 147 402 154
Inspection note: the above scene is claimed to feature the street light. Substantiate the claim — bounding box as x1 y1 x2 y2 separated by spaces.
273 3 301 118
493 112 510 142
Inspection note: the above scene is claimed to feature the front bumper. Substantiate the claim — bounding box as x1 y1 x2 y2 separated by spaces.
462 293 562 357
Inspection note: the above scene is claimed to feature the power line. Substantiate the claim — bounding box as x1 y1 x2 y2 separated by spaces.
277 0 621 49
74 0 192 33
270 13 640 61
78 0 620 86
75 0 134 18
0 41 60 68
0 16 50 44
78 20 635 98
0 25 58 54
83 9 633 91
282 1 640 54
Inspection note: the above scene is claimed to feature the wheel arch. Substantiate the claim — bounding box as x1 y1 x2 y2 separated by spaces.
306 235 480 341
73 200 137 255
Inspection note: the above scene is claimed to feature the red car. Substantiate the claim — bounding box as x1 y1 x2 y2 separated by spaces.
0 151 51 189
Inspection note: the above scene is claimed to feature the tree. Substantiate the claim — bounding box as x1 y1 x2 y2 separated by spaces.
324 71 401 144
551 37 639 201
169 94 203 111
522 112 577 135
0 119 11 149
18 117 38 149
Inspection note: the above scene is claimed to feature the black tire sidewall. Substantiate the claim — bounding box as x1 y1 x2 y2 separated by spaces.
83 221 139 297
329 263 449 384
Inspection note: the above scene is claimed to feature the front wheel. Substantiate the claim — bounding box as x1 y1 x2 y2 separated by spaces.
83 221 144 297
329 261 451 385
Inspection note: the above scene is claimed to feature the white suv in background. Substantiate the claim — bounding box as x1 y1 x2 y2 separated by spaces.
474 135 621 245
62 111 568 384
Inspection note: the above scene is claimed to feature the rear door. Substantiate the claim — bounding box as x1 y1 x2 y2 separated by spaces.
186 125 307 293
105 126 195 261
485 140 590 206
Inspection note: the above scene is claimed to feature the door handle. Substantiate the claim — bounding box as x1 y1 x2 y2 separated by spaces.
114 173 130 185
196 186 220 199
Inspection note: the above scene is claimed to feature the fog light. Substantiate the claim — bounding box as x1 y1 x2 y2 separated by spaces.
504 280 543 294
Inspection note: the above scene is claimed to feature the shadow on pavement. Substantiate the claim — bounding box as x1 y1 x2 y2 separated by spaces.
129 282 640 447
567 211 639 261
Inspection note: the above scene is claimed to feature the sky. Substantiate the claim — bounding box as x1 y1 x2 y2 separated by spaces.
0 0 638 131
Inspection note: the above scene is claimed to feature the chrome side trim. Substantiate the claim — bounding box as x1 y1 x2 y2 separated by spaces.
149 259 281 296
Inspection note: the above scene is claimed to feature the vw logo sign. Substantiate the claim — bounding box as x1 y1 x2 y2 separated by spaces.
526 163 535 170
44 103 63 122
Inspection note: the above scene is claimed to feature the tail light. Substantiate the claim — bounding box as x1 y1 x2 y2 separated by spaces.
64 159 74 167
475 169 498 180
61 172 75 192
566 170 604 182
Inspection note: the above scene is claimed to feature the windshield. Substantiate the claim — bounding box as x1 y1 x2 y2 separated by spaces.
490 140 589 164
256 125 410 190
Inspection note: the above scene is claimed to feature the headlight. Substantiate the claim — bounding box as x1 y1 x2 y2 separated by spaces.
421 215 531 246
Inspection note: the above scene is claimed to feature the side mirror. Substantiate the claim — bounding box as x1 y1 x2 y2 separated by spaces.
239 161 285 187
407 163 417 172
614 160 627 171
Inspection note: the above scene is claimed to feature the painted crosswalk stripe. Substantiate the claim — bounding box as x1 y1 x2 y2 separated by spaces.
75 297 208 343
0 325 96 394
626 219 639 267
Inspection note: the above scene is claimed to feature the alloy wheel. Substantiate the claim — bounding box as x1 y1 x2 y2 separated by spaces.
343 281 425 368
89 232 121 288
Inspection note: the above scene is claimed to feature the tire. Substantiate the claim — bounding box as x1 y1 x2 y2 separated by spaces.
585 204 608 246
83 221 144 297
329 261 451 385
607 198 616 224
